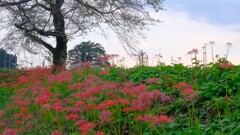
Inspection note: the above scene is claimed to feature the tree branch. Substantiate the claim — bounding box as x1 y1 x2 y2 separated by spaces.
0 0 32 7
24 32 54 53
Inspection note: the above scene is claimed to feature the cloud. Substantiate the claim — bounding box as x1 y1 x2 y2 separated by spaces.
119 8 240 66
164 0 240 26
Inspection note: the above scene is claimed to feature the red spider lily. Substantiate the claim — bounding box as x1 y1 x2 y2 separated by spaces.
100 70 109 75
97 100 118 110
78 122 95 135
121 84 147 97
97 55 112 62
184 94 196 102
136 114 172 126
146 78 159 84
182 87 195 95
132 92 153 111
2 128 20 135
51 130 62 135
150 90 161 99
68 82 83 90
225 96 232 102
66 114 80 120
0 121 5 126
48 70 73 84
121 107 134 112
96 131 104 135
75 100 85 107
20 107 28 115
174 82 190 89
117 98 131 105
155 115 172 123
14 100 31 107
0 110 4 118
26 114 33 120
220 61 233 68
100 110 113 123
85 104 97 111
13 113 24 119
83 62 92 69
34 95 50 106
123 82 135 88
0 82 8 87
77 120 86 125
15 120 23 125
74 86 105 98
158 93 172 104
103 82 118 90
50 101 64 113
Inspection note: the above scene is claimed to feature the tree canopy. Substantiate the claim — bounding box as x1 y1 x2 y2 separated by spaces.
0 48 17 69
0 0 164 67
68 41 110 68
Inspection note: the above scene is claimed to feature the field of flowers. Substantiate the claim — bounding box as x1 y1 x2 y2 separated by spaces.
0 60 240 135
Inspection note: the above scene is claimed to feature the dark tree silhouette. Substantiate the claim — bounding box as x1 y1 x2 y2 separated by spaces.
0 49 17 69
0 0 164 67
68 41 109 68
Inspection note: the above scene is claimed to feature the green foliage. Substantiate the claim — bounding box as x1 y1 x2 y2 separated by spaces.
68 41 110 68
1 62 240 134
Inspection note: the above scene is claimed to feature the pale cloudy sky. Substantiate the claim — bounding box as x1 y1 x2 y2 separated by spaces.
68 0 240 67
2 1 239 67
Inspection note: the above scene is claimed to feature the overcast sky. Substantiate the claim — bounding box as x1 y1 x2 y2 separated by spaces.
3 1 240 67
68 0 240 67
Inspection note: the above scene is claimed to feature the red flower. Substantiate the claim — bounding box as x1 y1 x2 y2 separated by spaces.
78 122 95 135
155 115 172 123
220 62 233 68
159 93 171 103
34 95 50 105
83 62 92 69
66 114 80 120
146 78 159 84
15 120 23 125
0 110 4 118
75 100 85 107
150 90 161 99
51 130 62 135
13 113 24 119
2 128 19 135
0 121 5 126
182 87 195 95
100 70 109 75
21 107 28 115
175 82 190 89
117 98 131 105
96 131 104 135
77 120 86 125
97 100 118 110
100 110 113 123
135 115 144 121
121 107 134 112
123 82 135 88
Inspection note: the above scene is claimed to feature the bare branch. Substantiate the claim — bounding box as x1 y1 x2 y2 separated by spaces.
0 0 32 7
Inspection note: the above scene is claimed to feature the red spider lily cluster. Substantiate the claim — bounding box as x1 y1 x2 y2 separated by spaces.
0 67 173 135
175 82 198 102
220 61 233 68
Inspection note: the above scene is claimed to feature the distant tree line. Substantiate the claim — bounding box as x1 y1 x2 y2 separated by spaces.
0 49 17 69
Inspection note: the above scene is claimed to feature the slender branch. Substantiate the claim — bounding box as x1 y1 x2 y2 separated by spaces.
24 32 54 53
0 0 32 7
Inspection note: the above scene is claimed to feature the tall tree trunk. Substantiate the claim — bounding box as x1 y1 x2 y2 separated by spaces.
53 41 67 67
51 0 67 68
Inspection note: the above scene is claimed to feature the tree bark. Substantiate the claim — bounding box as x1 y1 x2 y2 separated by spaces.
51 0 68 68
53 39 67 67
